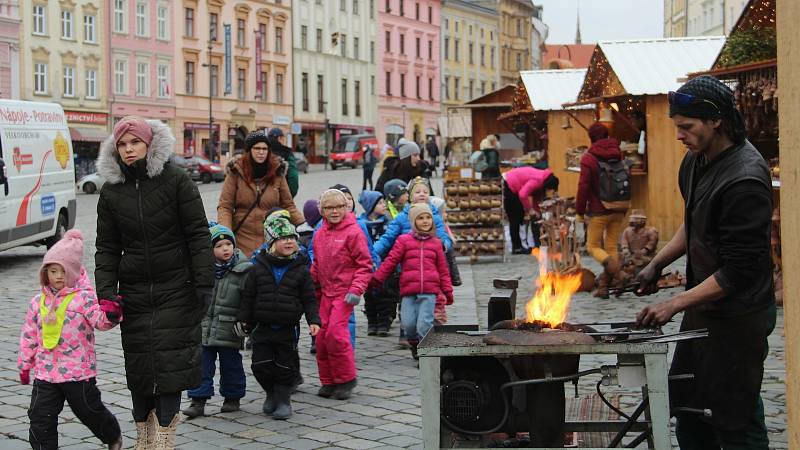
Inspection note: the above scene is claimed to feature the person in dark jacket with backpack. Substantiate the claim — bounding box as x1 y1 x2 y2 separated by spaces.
238 216 320 420
576 123 628 297
95 116 214 447
362 144 377 191
635 75 775 450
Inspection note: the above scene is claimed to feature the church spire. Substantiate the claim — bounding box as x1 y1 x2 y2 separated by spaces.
575 1 582 44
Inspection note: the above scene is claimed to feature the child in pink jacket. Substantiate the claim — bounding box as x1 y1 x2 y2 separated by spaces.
371 203 454 359
311 189 373 400
17 230 123 450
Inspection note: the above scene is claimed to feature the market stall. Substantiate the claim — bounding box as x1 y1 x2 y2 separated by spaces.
688 0 780 302
563 36 726 241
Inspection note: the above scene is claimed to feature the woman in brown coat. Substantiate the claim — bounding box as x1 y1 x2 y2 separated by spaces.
218 130 303 256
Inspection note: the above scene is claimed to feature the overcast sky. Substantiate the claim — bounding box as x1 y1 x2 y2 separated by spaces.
535 0 665 44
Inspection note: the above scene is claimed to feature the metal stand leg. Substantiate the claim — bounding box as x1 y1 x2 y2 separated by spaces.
420 356 442 449
644 353 672 450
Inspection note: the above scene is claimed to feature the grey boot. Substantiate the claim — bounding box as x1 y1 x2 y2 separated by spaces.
262 387 275 415
272 385 293 420
181 398 206 419
220 398 240 413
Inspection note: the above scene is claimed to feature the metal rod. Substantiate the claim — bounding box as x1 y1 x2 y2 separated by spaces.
609 394 649 448
625 430 651 448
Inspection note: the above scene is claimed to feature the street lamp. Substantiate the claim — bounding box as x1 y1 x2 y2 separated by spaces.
202 40 216 162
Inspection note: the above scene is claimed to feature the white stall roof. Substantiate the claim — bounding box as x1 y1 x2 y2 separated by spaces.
597 36 725 96
519 69 588 111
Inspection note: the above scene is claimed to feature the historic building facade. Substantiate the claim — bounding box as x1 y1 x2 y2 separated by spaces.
174 0 292 160
377 0 441 147
292 0 377 163
0 0 20 99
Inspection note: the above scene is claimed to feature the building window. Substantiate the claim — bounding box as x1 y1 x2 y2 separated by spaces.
370 41 375 63
84 15 96 42
469 25 472 35
33 5 46 35
371 75 375 95
517 19 522 37
185 61 194 94
317 74 324 112
61 10 73 39
85 68 97 98
210 64 218 96
444 76 449 100
340 0 346 12
415 2 419 20
399 0 404 16
468 79 474 99
490 47 495 66
157 64 168 97
341 78 348 115
316 28 322 51
114 0 126 33
115 60 127 95
355 80 361 116
276 73 284 103
415 75 420 99
237 68 246 99
385 30 391 52
340 34 347 57
415 37 420 57
454 77 459 100
34 63 47 94
428 77 433 100
492 81 496 91
184 7 194 38
480 80 485 95
354 37 359 60
428 6 432 23
63 65 75 97
454 39 459 61
399 33 404 55
136 61 149 96
369 0 374 18
237 19 245 46
275 27 283 53
444 38 449 60
480 44 485 66
157 6 168 40
136 2 148 37
400 73 405 97
301 72 309 111
354 0 359 14
455 21 459 32
210 13 218 41
516 53 521 70
385 71 391 96
444 19 448 30
428 40 432 60
301 25 308 50
469 43 474 64
260 71 268 101
259 23 267 48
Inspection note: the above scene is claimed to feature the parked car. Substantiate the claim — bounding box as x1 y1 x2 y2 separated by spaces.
294 151 309 174
193 156 225 183
169 154 201 181
329 134 378 170
76 172 106 194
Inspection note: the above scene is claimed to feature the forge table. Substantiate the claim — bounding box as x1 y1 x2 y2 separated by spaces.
418 327 672 450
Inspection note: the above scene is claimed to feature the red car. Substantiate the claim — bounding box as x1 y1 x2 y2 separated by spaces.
329 134 379 170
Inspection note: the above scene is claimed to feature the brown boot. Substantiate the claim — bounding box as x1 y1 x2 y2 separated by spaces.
594 257 621 299
153 413 180 450
133 409 156 450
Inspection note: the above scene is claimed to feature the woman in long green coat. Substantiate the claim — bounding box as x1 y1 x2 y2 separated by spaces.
95 116 213 449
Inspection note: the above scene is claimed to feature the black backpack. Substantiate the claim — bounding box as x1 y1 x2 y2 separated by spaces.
596 158 631 212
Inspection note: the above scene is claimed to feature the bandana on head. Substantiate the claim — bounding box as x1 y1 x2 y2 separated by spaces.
669 75 746 143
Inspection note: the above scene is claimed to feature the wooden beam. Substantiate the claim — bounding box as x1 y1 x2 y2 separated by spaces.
564 110 591 132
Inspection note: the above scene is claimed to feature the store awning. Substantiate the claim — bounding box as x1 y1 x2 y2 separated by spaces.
437 114 472 138
70 127 108 143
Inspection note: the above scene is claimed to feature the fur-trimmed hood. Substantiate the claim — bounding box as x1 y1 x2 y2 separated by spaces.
96 119 176 184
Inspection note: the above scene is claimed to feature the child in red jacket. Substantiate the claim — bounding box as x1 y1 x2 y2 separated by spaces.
371 203 453 359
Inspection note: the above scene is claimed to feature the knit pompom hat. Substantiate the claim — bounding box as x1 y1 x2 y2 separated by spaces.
407 176 432 196
264 216 299 248
244 129 271 152
358 190 384 216
209 222 235 247
409 203 434 234
397 139 421 160
588 123 609 143
303 199 323 227
40 229 84 288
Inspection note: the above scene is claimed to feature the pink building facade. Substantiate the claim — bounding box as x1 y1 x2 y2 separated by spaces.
107 0 176 125
0 0 20 99
377 0 441 147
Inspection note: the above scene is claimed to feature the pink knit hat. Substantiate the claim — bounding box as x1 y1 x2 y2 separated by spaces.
40 229 84 288
113 116 153 146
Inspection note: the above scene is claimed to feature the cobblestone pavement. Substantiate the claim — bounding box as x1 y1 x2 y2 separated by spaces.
0 166 787 448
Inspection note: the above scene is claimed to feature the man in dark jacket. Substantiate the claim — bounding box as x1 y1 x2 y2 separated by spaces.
575 123 627 297
95 117 214 446
636 76 775 450
267 128 300 197
426 137 440 175
362 144 377 191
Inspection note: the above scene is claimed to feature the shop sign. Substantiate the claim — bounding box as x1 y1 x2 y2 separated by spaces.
290 122 302 134
339 129 353 135
65 111 107 125
273 115 291 125
184 123 220 131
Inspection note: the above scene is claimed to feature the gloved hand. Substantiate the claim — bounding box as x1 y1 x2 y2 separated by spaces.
446 292 454 306
20 369 30 385
196 287 213 311
233 322 252 338
345 293 361 306
99 295 124 323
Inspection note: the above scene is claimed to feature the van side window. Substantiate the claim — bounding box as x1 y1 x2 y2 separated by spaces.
0 132 3 158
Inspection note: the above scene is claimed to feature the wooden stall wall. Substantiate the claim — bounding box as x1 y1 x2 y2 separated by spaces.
644 95 685 241
547 109 596 199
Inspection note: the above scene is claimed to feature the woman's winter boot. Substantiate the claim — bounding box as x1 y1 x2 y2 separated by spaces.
181 398 206 418
409 340 420 360
133 409 156 450
317 384 336 398
262 387 276 414
272 385 293 420
153 413 180 450
332 378 357 400
594 257 620 299
220 398 240 413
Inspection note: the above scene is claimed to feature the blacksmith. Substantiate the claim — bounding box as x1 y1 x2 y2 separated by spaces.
635 75 776 449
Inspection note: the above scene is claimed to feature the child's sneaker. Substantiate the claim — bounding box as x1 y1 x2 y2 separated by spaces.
317 385 336 398
332 378 357 400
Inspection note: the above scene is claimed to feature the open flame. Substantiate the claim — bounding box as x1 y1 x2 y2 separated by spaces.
525 248 583 327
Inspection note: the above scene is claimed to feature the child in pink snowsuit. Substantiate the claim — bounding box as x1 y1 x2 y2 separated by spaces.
18 229 124 450
311 189 373 400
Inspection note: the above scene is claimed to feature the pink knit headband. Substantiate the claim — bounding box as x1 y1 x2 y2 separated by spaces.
113 116 153 146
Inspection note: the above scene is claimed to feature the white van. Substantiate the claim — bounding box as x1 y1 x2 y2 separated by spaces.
0 100 76 251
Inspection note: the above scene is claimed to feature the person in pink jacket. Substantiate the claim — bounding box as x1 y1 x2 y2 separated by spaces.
371 203 454 359
502 166 560 254
17 229 123 450
311 189 373 400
